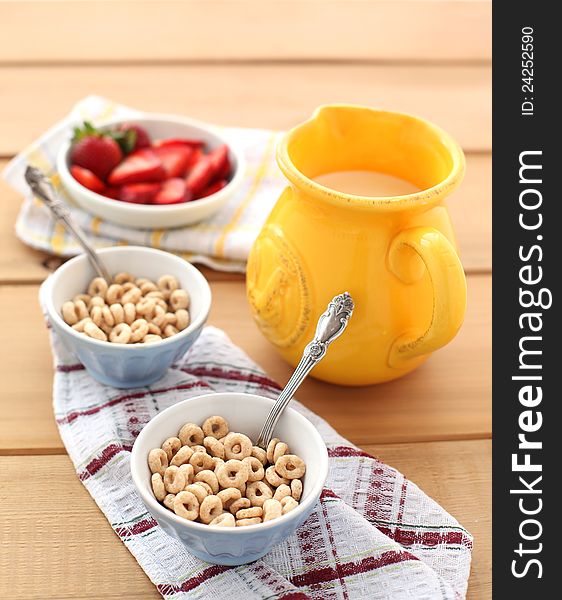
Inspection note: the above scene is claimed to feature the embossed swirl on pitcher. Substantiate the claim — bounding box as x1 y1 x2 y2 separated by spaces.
246 224 311 348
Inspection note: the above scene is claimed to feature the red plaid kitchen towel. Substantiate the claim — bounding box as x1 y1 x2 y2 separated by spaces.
49 321 473 598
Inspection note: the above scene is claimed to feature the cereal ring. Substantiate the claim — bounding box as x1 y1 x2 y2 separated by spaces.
88 277 108 298
151 306 166 328
130 319 149 343
273 442 289 463
163 324 178 338
74 300 89 320
61 301 79 325
169 289 190 311
265 465 289 487
173 491 199 521
123 302 136 325
147 322 161 335
109 303 124 324
148 448 168 475
161 437 181 461
202 416 229 439
139 281 159 295
263 498 283 522
155 298 168 311
184 483 208 504
194 481 213 495
109 323 131 344
121 286 142 304
275 455 306 479
143 334 162 343
235 482 247 496
194 469 219 494
273 484 291 502
217 487 241 510
170 445 194 467
266 438 280 464
212 457 225 472
73 293 91 305
164 465 187 494
281 496 299 515
246 481 273 507
158 275 179 295
199 495 223 524
191 445 207 454
178 463 195 486
83 321 107 341
236 506 262 520
72 317 92 332
113 272 134 284
175 309 190 331
229 497 251 515
106 284 124 304
209 513 235 527
203 436 225 459
178 423 204 446
163 493 176 511
224 432 252 460
189 451 215 474
251 446 267 466
236 517 262 527
122 282 136 292
136 297 156 317
100 321 113 336
90 305 103 326
164 313 177 326
242 456 265 483
101 305 115 327
291 479 303 501
151 473 166 501
145 290 165 300
135 277 151 288
89 296 106 308
216 460 249 489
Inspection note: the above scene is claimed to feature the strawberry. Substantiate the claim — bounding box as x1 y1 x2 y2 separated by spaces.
208 144 231 180
153 144 194 178
70 122 123 180
153 178 191 205
107 148 166 185
185 155 214 197
115 123 151 151
196 178 228 199
104 187 121 200
187 147 203 168
70 165 106 194
153 138 204 149
119 182 161 204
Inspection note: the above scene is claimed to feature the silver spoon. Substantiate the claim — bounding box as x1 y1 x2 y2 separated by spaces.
255 292 354 449
24 166 111 282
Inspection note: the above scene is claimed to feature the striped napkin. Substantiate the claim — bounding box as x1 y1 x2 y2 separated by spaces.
44 289 473 598
3 96 285 272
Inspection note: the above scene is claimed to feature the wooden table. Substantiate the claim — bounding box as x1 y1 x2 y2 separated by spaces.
0 2 491 598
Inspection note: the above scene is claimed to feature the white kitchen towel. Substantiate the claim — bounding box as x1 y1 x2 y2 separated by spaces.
4 96 286 272
46 311 473 597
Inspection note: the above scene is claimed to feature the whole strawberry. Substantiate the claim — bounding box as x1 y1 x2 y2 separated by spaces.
70 122 123 180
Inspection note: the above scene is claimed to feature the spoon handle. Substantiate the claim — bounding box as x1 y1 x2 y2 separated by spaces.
255 292 355 449
24 166 111 282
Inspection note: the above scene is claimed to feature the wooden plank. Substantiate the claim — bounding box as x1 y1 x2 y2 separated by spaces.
0 153 490 283
0 274 490 453
0 440 490 599
0 1 491 64
0 63 491 157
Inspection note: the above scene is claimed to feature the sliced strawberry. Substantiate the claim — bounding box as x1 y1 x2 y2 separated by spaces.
196 179 228 199
185 155 214 197
107 149 166 185
104 187 121 200
70 165 106 194
187 147 203 169
153 145 194 178
153 138 204 149
119 183 161 204
153 178 191 205
70 122 123 180
115 123 151 150
208 144 231 180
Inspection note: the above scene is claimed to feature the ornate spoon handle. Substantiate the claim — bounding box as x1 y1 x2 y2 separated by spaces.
24 166 111 282
255 292 354 448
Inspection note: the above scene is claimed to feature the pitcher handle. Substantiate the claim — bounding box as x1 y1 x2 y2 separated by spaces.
387 227 467 367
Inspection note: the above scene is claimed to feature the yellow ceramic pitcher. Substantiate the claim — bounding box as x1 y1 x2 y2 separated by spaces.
246 105 467 385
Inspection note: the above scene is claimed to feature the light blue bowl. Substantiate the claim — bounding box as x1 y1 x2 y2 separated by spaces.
43 246 211 388
131 393 329 565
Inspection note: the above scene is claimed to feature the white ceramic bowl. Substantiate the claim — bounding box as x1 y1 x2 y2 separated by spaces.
56 114 246 229
130 392 329 565
42 246 211 388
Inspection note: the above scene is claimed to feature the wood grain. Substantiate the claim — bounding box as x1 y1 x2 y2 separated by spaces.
0 1 491 64
0 274 490 453
0 63 491 157
0 440 490 599
0 153 491 284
